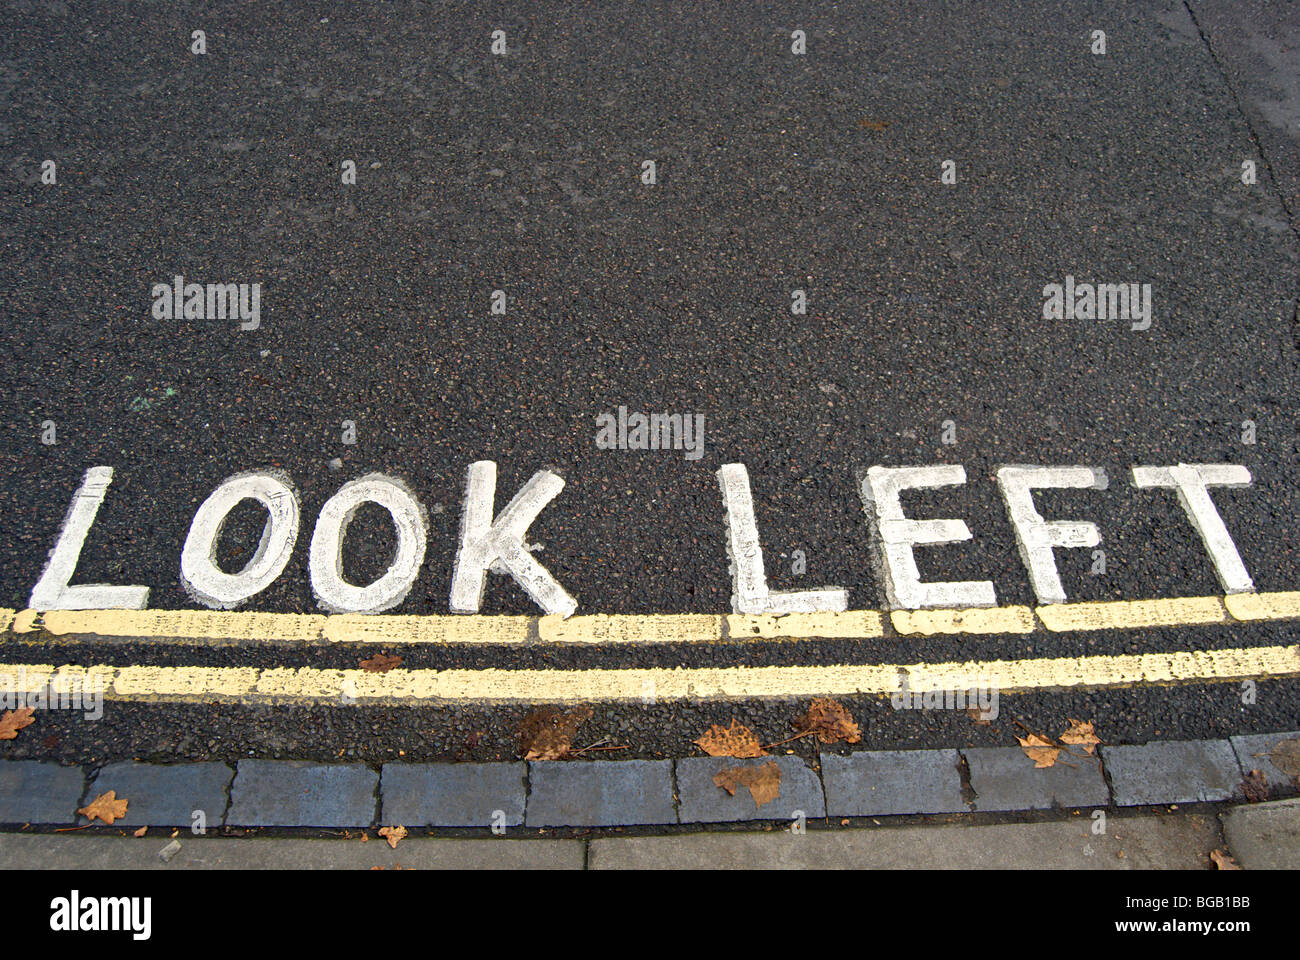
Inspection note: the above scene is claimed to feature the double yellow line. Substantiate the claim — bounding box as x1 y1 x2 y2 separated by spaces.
1 591 1298 704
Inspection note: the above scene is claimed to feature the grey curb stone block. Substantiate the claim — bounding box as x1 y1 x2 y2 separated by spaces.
964 747 1109 811
676 756 825 824
822 749 966 816
86 762 232 827
0 761 85 824
1102 740 1242 806
526 760 674 827
227 761 378 827
380 762 526 827
1230 732 1300 798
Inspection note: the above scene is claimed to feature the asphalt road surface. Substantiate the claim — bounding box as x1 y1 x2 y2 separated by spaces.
1 0 1298 766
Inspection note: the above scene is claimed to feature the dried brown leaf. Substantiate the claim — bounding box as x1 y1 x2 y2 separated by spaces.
694 719 766 758
378 825 407 849
359 652 403 673
1241 769 1268 803
1210 849 1242 871
519 704 593 761
1059 719 1100 754
793 698 862 744
0 708 35 740
78 790 129 825
1268 738 1300 778
713 761 782 809
1016 733 1062 768
132 825 148 838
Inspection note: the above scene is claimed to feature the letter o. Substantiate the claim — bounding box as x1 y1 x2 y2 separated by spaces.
181 472 300 609
308 473 427 614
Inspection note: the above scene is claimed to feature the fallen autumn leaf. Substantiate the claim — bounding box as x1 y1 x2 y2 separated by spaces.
0 708 35 740
793 698 861 744
1241 769 1267 803
1059 719 1101 754
519 704 593 761
694 719 766 758
1016 733 1062 768
78 790 129 825
1268 738 1300 778
1210 849 1242 871
359 652 403 673
713 761 782 809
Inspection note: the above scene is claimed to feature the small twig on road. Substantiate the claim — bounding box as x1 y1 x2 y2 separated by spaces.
762 730 816 750
570 737 633 756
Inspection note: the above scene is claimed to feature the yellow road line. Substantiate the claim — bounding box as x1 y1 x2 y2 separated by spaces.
540 613 721 644
7 607 883 644
5 591 1300 648
325 614 532 645
890 606 1035 636
1224 591 1300 622
724 611 884 639
1036 596 1226 632
0 643 1295 704
26 609 327 643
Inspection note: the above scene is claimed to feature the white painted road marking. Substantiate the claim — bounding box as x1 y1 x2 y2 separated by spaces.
180 471 300 609
718 463 848 614
860 465 996 610
1131 463 1254 594
449 461 577 618
28 467 150 611
996 465 1108 605
18 461 1269 617
308 474 428 614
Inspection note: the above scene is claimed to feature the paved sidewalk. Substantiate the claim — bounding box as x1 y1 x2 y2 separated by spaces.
1 799 1295 869
586 813 1224 870
1221 797 1300 869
